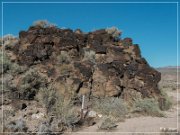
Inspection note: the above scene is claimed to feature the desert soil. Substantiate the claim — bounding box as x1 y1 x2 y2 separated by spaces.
66 90 179 135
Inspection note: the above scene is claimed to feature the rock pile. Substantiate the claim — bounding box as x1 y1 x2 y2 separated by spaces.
6 25 161 101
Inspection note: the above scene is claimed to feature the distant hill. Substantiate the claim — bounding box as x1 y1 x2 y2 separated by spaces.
156 66 180 69
156 66 179 85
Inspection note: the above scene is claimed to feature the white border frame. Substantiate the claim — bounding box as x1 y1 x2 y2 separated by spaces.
1 1 179 134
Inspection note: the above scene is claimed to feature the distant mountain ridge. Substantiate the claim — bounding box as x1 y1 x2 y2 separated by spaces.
156 66 180 69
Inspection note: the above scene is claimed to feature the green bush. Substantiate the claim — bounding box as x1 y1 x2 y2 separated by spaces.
36 86 57 113
133 98 164 117
0 52 25 74
159 89 173 111
18 69 47 100
37 88 79 130
52 95 79 129
92 97 127 120
0 52 12 74
0 52 17 93
10 63 26 74
1 74 16 93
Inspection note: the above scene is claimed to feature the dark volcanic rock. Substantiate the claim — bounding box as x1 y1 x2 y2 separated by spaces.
8 26 161 100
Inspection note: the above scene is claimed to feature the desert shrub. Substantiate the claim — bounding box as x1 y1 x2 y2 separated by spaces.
0 52 25 74
38 122 52 135
74 29 83 34
1 34 18 45
33 20 56 28
36 86 57 113
0 35 18 52
159 89 173 111
83 49 96 63
57 51 70 64
18 69 47 100
2 110 15 128
0 38 2 46
37 87 79 130
5 118 27 132
3 35 19 49
10 63 26 74
0 52 12 74
52 95 79 129
106 27 122 39
133 98 164 117
59 64 72 76
2 34 15 42
5 76 15 92
92 97 127 120
0 62 25 94
0 73 14 94
98 117 118 130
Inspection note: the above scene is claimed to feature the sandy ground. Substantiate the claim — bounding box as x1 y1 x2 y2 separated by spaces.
66 91 180 135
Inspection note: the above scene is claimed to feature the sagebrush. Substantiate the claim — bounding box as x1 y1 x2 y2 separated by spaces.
133 98 164 117
92 97 127 120
99 117 118 130
33 20 56 28
18 69 47 100
106 26 121 39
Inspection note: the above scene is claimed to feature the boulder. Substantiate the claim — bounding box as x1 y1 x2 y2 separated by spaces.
8 26 161 101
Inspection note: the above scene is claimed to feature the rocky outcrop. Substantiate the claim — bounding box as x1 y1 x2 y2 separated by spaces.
7 26 161 100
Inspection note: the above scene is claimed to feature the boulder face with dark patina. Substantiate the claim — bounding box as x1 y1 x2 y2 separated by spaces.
9 26 161 101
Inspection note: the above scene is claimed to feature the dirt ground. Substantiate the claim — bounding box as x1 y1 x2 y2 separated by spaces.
65 91 179 135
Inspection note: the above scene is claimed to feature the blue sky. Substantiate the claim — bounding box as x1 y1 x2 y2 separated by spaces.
0 1 178 67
